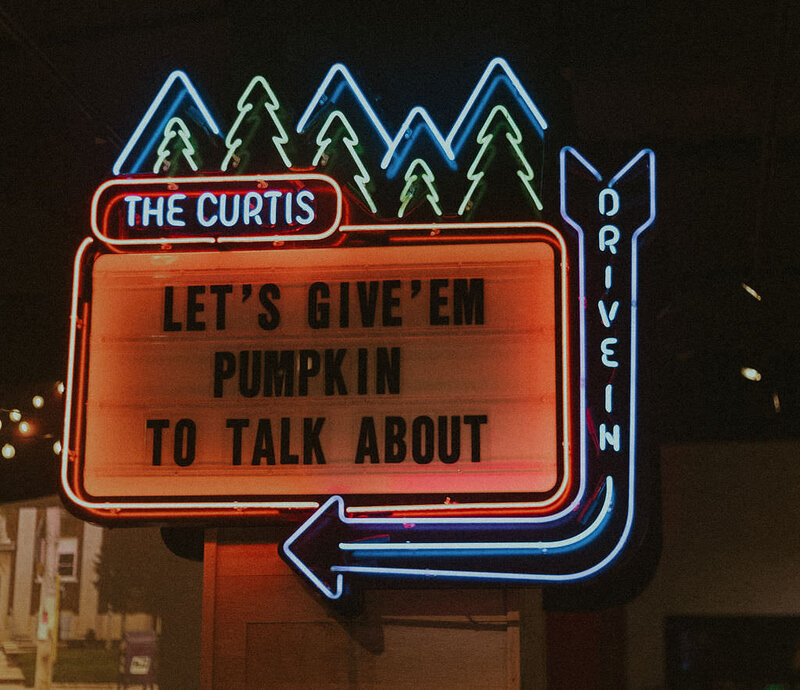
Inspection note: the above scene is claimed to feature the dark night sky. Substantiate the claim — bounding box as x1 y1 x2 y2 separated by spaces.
1 0 799 445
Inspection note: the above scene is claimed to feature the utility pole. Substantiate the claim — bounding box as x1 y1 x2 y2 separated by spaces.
34 506 60 690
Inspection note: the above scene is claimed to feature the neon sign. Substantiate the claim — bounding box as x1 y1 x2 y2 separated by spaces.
112 70 220 176
222 76 293 172
110 58 547 220
62 58 657 600
64 226 575 515
458 105 542 216
91 175 342 246
279 148 657 598
312 111 378 214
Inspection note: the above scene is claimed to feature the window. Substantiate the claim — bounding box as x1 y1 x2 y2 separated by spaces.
56 537 78 582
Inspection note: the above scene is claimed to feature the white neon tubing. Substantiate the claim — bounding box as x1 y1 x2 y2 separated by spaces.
312 110 378 213
113 70 220 176
90 174 343 247
296 63 392 146
297 58 547 178
222 76 293 172
447 58 548 148
65 221 581 520
380 106 453 169
285 477 613 600
339 477 613 553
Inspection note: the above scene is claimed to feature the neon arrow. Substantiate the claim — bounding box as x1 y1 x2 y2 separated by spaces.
559 146 656 472
283 478 614 600
283 148 656 598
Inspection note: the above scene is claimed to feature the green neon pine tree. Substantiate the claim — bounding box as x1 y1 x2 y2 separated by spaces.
221 76 292 173
153 117 199 175
312 110 377 213
397 158 442 218
458 105 543 217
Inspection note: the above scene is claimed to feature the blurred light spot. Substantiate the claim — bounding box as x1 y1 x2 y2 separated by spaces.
741 367 762 382
741 282 762 301
18 421 31 434
1 444 15 459
53 440 62 455
9 409 21 422
32 395 44 408
772 392 781 413
56 382 65 394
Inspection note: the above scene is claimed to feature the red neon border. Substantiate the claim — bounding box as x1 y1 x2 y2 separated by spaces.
62 222 578 522
91 174 344 247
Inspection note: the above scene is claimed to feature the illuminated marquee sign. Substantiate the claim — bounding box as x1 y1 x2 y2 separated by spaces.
62 58 656 598
77 238 569 501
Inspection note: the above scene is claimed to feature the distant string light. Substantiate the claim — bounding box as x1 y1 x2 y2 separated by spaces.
740 367 762 382
0 381 65 461
741 282 762 301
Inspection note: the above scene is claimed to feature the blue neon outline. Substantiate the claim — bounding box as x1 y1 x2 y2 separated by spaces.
285 478 611 600
297 59 547 177
448 58 547 150
381 106 453 173
296 63 392 146
381 59 547 172
113 70 221 176
339 477 613 555
282 495 345 599
558 146 598 552
131 92 186 175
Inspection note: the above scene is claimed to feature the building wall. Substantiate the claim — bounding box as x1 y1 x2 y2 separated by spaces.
202 530 522 690
75 522 102 638
626 441 800 688
0 502 155 642
10 507 36 638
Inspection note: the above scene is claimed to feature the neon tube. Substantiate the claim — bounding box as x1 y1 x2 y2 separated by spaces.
113 70 220 176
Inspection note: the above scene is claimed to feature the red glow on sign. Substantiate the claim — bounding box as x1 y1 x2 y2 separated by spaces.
62 225 577 523
92 174 342 247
